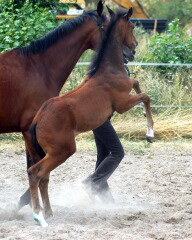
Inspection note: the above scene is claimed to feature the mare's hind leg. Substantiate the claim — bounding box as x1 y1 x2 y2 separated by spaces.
28 135 76 227
39 173 52 218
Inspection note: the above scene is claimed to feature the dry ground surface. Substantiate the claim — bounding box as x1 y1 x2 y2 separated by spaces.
0 138 191 240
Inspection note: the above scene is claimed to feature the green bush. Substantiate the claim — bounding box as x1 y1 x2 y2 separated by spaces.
143 18 192 82
0 2 60 52
145 19 192 64
1 0 60 10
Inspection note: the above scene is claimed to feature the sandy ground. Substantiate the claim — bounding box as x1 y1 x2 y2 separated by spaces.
0 140 191 240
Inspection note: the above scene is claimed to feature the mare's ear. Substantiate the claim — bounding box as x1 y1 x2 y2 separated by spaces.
106 5 115 18
126 7 133 20
97 0 104 16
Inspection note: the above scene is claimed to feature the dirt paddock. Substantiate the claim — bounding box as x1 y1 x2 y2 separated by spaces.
0 140 191 240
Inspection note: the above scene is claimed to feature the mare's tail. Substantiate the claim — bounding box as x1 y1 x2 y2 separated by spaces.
30 123 45 159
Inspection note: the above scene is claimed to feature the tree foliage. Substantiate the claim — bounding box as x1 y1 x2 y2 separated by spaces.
141 0 192 26
2 0 60 10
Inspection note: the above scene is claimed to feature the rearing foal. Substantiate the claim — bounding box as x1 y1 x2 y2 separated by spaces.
27 8 154 227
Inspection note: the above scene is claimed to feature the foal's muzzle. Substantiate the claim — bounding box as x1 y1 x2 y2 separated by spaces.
123 45 136 61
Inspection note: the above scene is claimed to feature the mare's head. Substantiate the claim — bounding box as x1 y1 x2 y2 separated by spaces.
86 0 110 50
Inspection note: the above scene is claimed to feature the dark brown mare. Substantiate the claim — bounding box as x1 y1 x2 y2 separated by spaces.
0 1 109 208
26 7 154 227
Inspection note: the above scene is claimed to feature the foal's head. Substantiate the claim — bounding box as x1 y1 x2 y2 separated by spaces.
104 6 138 61
88 8 138 77
121 8 138 61
108 7 138 61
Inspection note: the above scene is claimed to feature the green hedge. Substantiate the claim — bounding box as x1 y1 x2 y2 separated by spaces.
145 19 192 65
0 2 60 52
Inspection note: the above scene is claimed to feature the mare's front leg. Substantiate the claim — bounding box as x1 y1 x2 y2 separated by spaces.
122 92 154 142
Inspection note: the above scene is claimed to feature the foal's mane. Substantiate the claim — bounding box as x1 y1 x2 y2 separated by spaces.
15 10 106 56
88 11 126 78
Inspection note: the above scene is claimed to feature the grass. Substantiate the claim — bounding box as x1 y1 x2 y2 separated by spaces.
111 109 192 140
0 135 191 157
62 64 192 108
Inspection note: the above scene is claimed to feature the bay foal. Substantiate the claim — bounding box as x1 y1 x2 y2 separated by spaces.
27 8 154 226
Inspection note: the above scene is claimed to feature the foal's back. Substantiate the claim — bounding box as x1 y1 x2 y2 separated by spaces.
34 76 113 137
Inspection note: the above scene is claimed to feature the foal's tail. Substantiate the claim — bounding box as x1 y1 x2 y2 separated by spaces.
30 123 45 159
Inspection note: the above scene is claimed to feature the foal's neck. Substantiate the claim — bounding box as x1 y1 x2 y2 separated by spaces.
100 25 125 71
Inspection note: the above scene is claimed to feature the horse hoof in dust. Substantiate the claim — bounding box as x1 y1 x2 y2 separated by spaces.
33 211 48 227
45 211 53 219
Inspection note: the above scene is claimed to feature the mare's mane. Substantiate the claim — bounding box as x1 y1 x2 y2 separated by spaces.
15 10 106 56
88 11 126 78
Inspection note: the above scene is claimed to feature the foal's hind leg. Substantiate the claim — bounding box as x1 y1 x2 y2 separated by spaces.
39 173 52 218
28 135 76 227
18 131 41 210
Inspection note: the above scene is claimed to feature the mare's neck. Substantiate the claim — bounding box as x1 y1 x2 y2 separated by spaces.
38 19 96 93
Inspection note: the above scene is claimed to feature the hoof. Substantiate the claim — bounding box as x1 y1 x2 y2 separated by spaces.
45 211 53 219
146 136 154 143
33 211 48 227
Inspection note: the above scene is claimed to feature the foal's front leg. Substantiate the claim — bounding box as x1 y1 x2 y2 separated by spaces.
124 93 154 142
141 94 154 143
132 78 146 116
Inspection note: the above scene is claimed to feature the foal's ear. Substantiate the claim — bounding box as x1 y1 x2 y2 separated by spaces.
126 7 133 20
97 0 104 16
106 5 115 18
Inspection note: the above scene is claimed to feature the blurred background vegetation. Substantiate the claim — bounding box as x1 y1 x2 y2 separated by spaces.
0 0 191 141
